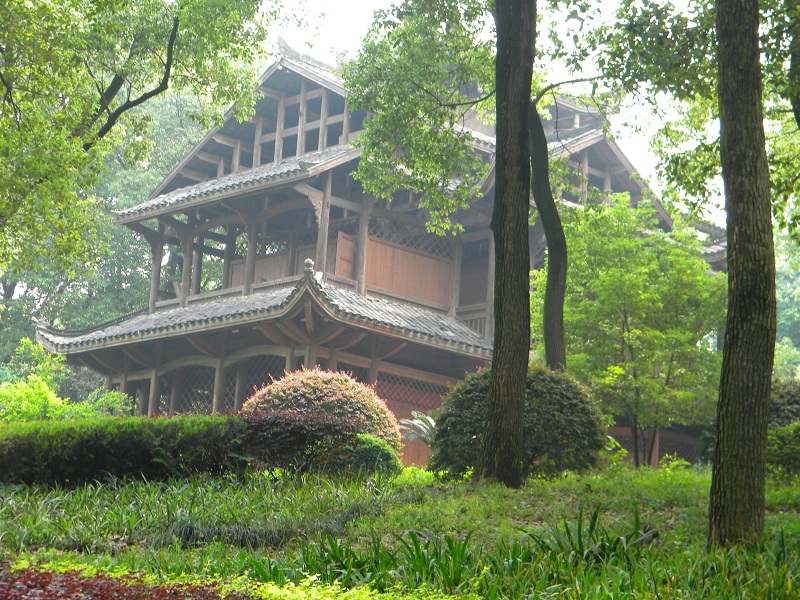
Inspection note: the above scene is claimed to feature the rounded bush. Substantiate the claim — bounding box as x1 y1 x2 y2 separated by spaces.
242 368 401 452
315 434 403 476
430 364 605 479
767 422 800 477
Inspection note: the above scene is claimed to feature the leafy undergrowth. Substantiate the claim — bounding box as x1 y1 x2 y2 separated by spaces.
1 468 800 598
0 560 242 599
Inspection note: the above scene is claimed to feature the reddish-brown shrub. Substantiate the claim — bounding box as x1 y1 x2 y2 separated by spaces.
242 368 401 451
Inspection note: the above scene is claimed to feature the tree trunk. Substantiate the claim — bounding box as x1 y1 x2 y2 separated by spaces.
529 106 567 371
708 0 775 547
475 0 536 488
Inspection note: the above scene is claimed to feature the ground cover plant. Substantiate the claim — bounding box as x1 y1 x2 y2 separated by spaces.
1 467 799 598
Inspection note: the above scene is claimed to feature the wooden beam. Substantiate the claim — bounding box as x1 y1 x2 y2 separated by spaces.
213 134 253 153
377 341 407 361
257 322 292 345
188 334 220 358
276 319 311 345
330 330 367 351
180 168 209 182
123 346 156 369
316 324 345 345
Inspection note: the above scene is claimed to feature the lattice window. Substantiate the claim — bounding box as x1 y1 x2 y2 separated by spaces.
295 230 318 247
368 218 453 259
223 368 237 413
338 364 369 384
244 355 287 399
330 218 359 239
374 373 449 410
174 366 214 413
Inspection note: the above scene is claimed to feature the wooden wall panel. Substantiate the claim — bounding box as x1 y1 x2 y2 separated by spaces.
459 260 488 306
365 237 451 306
335 232 354 279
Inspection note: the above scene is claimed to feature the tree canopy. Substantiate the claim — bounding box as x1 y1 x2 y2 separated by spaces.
0 0 277 272
533 198 726 466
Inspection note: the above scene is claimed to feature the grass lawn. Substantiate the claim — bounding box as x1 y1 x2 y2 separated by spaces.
1 466 799 598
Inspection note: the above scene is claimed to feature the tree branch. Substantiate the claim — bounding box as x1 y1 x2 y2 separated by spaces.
83 16 179 151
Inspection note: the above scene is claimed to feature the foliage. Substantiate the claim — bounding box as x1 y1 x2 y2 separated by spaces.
0 374 67 423
242 368 401 452
0 415 247 485
398 410 437 446
430 364 605 479
532 197 726 465
1 469 800 597
0 0 276 272
767 422 800 477
341 0 496 235
241 409 364 471
313 434 403 477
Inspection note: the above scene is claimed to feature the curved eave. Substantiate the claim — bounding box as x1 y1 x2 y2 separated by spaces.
36 284 307 354
113 147 361 225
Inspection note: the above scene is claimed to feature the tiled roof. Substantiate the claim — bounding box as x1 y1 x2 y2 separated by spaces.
113 146 358 222
316 282 492 352
37 285 299 352
36 275 492 356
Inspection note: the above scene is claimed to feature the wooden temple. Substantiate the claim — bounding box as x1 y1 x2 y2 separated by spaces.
37 46 725 464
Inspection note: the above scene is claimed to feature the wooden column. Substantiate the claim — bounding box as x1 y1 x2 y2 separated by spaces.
355 196 371 294
367 335 379 384
315 171 333 274
297 80 307 156
148 224 164 314
319 89 329 149
449 237 463 317
119 355 130 396
191 234 204 295
105 374 113 391
288 232 298 276
139 383 149 416
222 226 236 289
285 343 295 372
242 222 257 296
179 214 196 307
232 139 242 173
234 363 247 411
169 368 183 416
327 346 338 371
147 369 161 416
485 235 495 341
212 358 226 413
274 95 285 162
252 117 263 167
341 103 350 144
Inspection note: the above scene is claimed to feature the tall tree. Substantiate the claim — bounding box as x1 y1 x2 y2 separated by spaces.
476 0 536 486
532 198 725 467
0 0 276 273
708 0 775 546
344 0 543 485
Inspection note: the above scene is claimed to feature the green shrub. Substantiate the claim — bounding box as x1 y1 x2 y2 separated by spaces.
242 368 401 452
314 433 403 476
430 364 605 479
0 374 68 423
767 421 800 477
241 409 363 470
0 415 247 486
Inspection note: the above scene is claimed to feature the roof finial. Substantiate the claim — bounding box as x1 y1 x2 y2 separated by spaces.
304 258 315 278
